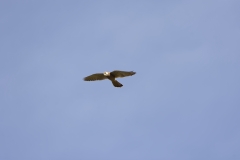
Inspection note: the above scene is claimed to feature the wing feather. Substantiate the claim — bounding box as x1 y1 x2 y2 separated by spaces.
111 70 136 78
83 73 107 81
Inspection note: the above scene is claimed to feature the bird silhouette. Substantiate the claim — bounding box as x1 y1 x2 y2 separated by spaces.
83 70 136 87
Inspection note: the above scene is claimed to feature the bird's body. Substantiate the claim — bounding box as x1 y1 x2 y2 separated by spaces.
83 70 136 87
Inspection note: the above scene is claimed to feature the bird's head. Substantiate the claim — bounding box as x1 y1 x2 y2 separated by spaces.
103 71 110 76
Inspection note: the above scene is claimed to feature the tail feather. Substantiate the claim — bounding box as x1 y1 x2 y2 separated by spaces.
112 80 123 87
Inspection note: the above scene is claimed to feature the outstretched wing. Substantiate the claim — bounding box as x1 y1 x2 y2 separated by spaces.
83 73 107 81
111 70 136 78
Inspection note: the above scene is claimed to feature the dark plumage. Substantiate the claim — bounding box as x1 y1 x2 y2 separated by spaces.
83 70 136 87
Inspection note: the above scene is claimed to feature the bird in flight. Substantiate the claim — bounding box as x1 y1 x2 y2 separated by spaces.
83 70 136 87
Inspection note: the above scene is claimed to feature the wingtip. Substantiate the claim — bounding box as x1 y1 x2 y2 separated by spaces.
83 77 90 81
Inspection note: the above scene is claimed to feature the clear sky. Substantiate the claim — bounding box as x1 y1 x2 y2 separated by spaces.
1 1 240 160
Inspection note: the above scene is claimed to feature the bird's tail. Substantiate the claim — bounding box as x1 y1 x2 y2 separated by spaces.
112 80 123 87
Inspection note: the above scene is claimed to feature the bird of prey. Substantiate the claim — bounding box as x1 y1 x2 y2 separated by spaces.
83 70 136 87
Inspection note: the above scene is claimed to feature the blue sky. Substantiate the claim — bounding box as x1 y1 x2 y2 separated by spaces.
0 0 240 160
